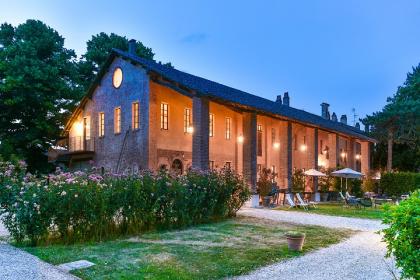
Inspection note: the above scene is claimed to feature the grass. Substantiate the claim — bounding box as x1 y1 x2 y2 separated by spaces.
277 202 385 220
19 217 352 280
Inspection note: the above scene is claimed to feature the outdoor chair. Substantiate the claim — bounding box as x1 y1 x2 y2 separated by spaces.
296 193 318 209
288 193 308 210
285 193 298 209
339 192 348 205
346 191 356 200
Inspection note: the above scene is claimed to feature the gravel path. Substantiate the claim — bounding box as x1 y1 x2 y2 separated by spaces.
0 220 78 280
235 208 399 280
238 208 386 231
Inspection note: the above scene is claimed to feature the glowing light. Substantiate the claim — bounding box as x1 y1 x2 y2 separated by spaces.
355 154 361 160
300 144 307 152
273 142 280 150
112 68 123 88
187 126 194 134
237 135 244 143
74 121 83 136
340 152 346 158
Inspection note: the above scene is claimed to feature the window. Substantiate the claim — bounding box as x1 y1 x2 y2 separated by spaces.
98 112 105 137
320 139 323 154
271 128 276 144
83 117 91 140
257 124 262 156
303 135 306 145
209 113 215 137
114 107 121 134
294 134 297 150
132 102 139 130
225 117 231 139
257 164 262 175
160 103 168 130
184 108 192 133
225 161 232 169
209 161 215 170
112 67 123 88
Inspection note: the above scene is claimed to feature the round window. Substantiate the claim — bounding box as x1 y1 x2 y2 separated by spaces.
112 67 123 88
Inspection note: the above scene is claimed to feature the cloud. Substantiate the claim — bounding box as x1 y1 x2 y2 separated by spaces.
180 33 207 44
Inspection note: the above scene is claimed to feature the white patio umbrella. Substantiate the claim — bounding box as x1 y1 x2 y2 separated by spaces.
331 168 364 192
304 169 327 177
303 169 326 194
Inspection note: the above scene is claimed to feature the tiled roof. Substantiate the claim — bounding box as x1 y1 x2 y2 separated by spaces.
82 48 374 141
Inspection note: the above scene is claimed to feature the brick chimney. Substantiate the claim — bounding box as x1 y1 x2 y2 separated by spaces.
128 39 136 54
331 112 338 122
275 95 282 104
321 103 330 119
340 114 347 125
355 122 360 130
283 92 290 106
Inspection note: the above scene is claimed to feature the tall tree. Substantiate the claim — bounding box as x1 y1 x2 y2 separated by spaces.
0 20 82 172
78 32 156 91
362 64 420 172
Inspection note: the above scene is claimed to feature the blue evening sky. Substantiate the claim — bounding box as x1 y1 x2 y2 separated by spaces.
2 0 420 125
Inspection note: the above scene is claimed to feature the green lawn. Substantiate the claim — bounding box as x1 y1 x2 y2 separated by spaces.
277 203 385 220
20 217 352 280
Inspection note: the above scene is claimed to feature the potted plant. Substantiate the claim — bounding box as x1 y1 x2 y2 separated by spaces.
318 167 335 201
257 168 274 207
285 231 306 251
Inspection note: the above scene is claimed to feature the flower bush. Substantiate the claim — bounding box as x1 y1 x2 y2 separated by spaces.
0 161 250 245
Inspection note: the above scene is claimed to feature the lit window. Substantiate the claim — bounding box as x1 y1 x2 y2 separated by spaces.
160 103 168 130
257 124 262 156
225 117 231 139
209 113 215 137
320 139 323 154
98 112 105 137
114 107 121 134
112 67 123 88
184 108 192 133
132 102 139 130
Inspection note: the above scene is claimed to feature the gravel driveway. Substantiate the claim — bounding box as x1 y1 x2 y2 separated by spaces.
0 219 78 280
234 208 399 280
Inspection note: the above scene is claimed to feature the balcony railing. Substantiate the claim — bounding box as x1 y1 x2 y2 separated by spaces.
69 136 95 152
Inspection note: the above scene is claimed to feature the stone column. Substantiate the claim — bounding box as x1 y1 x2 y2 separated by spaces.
140 74 157 170
361 141 371 175
348 138 355 169
243 112 258 206
192 96 209 170
335 134 340 167
313 128 320 201
287 122 293 192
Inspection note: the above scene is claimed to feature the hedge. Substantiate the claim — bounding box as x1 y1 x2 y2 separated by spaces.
0 161 250 245
382 190 420 279
380 172 420 197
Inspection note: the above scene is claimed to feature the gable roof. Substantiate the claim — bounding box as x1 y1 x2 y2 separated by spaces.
65 48 375 142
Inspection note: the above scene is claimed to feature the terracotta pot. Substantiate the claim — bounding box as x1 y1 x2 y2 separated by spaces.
286 235 305 251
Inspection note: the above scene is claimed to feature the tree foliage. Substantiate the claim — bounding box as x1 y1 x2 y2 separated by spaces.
78 32 155 90
0 20 82 172
362 64 420 171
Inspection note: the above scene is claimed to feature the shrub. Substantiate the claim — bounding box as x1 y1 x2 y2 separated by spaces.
257 168 275 197
291 169 305 193
382 190 420 279
0 162 250 245
380 172 420 197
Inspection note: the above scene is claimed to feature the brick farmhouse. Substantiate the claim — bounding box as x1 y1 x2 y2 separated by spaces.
51 40 375 196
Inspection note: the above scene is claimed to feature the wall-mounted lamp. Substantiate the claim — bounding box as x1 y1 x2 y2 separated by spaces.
186 126 194 134
273 142 280 150
237 135 244 143
300 144 307 152
355 154 361 160
340 152 347 158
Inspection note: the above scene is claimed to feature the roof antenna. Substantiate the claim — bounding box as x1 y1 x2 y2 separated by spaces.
351 108 358 126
